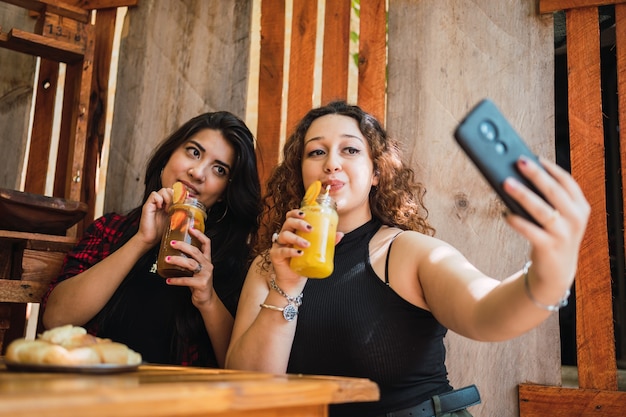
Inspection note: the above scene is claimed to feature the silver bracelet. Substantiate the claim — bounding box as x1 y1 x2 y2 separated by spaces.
260 303 298 321
523 261 571 312
269 274 303 307
266 274 303 321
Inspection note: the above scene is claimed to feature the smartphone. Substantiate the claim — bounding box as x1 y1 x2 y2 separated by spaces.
453 98 549 226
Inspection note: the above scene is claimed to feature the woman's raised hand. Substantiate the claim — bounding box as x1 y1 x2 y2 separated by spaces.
504 156 590 296
137 187 174 247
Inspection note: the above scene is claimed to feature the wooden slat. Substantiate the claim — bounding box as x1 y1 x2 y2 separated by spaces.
0 303 26 353
0 229 78 245
321 0 350 104
82 7 117 228
54 22 94 211
566 7 617 390
285 0 317 135
0 280 49 303
540 0 626 14
24 59 59 195
0 29 84 62
21 248 66 282
67 0 138 9
53 61 75 199
357 0 386 124
2 0 89 22
36 10 90 47
519 384 626 416
616 0 626 369
256 0 285 189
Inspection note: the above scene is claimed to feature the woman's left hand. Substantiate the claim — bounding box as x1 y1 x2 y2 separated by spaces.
503 156 590 296
164 227 216 308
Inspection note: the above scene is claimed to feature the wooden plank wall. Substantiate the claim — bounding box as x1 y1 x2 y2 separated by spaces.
386 1 557 416
519 0 626 414
0 3 36 191
255 0 386 185
104 0 254 214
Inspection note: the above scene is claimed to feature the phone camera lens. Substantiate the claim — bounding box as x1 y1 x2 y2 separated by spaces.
478 120 497 141
494 141 507 154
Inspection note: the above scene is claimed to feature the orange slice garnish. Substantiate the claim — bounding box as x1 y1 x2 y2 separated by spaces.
172 182 187 204
170 210 187 231
303 180 322 206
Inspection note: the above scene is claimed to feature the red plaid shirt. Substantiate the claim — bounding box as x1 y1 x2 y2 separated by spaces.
42 213 208 366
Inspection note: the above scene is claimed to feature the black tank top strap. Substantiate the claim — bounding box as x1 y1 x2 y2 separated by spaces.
384 231 404 285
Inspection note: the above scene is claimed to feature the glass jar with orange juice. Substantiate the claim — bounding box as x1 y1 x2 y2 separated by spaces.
290 182 338 278
156 187 206 278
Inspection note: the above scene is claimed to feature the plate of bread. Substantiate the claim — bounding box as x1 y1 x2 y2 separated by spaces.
4 325 142 374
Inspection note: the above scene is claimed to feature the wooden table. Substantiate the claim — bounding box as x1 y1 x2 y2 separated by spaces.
0 362 379 417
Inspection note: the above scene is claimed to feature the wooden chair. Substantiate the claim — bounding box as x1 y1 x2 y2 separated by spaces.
0 0 94 217
0 0 136 354
0 0 91 355
0 230 77 353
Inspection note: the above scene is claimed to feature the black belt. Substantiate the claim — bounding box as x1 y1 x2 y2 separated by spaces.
384 385 481 417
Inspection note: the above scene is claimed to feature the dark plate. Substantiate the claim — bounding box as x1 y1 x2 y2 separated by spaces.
0 188 88 235
4 361 140 374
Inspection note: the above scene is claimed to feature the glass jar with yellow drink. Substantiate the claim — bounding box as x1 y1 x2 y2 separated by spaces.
290 184 338 278
156 197 206 278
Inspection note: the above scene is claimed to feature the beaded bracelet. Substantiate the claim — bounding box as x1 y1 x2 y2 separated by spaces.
523 261 571 312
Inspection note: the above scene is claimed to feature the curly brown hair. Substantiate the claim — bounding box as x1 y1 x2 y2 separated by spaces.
256 101 435 267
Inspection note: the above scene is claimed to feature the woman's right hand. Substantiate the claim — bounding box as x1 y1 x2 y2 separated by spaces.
269 209 343 289
268 209 310 286
136 187 173 247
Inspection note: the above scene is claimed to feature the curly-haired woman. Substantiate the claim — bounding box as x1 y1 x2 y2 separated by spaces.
226 101 589 416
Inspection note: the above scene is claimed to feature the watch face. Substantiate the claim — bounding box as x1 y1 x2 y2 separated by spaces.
283 303 298 321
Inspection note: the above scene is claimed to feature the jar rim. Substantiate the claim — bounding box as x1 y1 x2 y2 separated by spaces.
169 199 207 218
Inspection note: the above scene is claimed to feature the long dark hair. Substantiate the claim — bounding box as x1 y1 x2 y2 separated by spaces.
257 101 433 268
139 112 262 256
93 112 261 365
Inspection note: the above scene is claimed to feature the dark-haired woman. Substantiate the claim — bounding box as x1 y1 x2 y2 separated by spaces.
43 111 262 367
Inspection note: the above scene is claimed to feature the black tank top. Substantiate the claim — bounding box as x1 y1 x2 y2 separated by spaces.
287 219 452 417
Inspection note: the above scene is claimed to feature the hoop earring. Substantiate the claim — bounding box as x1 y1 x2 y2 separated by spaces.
209 205 228 223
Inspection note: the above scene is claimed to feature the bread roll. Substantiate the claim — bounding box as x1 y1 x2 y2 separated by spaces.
39 324 86 344
90 342 142 365
5 325 142 366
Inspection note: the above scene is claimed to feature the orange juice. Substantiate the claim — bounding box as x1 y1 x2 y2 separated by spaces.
156 198 206 278
290 192 338 278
